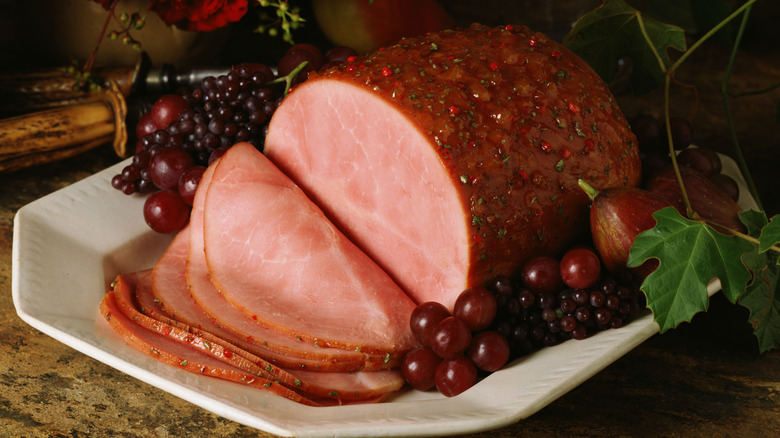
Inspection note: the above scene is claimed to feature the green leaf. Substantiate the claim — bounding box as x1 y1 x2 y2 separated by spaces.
758 214 780 255
737 211 780 352
627 207 754 331
738 257 780 353
738 209 768 237
563 0 687 95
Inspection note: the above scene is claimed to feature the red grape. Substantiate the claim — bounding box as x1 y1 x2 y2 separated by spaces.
409 302 451 347
666 116 693 150
467 331 510 372
178 165 206 206
143 190 190 234
401 347 442 391
521 256 564 294
150 94 191 129
560 248 601 289
677 147 722 176
453 287 497 331
325 45 358 63
149 147 195 190
430 317 471 359
435 356 478 397
629 114 664 154
136 112 159 138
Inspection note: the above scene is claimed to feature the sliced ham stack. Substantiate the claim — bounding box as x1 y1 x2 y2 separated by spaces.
265 23 641 310
100 142 416 404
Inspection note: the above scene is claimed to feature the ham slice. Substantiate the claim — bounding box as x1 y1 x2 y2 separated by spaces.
264 24 641 309
152 221 402 370
112 272 404 402
202 142 418 354
100 280 320 406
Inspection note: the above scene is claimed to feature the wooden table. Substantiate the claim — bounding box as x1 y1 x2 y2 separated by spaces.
2 8 779 437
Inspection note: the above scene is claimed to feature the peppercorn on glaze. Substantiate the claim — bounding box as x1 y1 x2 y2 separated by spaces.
265 23 640 310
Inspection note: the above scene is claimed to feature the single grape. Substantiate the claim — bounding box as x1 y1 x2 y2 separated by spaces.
409 302 451 347
594 307 612 326
430 317 472 359
453 286 497 331
178 165 206 206
517 289 535 309
325 45 358 63
401 347 442 391
278 47 323 84
143 190 190 234
629 114 664 154
467 330 510 372
151 95 191 129
149 147 195 190
435 356 478 397
574 306 591 323
560 315 576 332
136 112 159 139
520 255 564 294
560 248 601 289
676 147 722 176
666 116 693 150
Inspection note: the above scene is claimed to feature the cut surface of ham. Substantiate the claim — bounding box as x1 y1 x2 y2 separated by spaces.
202 142 418 354
264 24 641 310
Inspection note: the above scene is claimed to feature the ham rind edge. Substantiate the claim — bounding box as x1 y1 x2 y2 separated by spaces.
264 24 641 310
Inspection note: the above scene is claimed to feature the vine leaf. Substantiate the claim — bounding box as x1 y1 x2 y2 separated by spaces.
737 211 780 352
627 207 754 332
758 215 780 256
563 0 687 94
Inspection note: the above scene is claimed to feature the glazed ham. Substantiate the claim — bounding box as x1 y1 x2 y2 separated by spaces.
102 24 643 405
264 23 641 310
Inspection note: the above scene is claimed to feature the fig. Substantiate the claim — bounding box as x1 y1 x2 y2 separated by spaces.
579 180 673 278
644 165 745 232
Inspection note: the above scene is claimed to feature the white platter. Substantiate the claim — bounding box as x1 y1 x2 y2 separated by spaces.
12 152 755 437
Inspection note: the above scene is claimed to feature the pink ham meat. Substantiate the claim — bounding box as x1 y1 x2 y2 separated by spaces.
183 159 399 370
111 272 404 402
202 142 419 355
264 24 641 310
100 281 320 407
150 222 402 370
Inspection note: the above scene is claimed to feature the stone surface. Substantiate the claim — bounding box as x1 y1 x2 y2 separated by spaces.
1 5 780 436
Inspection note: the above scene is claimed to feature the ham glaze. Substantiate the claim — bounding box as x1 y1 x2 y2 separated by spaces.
264 23 641 310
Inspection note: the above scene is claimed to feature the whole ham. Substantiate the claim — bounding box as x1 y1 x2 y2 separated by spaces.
101 24 644 406
264 23 641 310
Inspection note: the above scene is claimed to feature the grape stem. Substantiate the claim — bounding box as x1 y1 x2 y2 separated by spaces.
652 0 762 219
266 61 309 97
720 3 764 213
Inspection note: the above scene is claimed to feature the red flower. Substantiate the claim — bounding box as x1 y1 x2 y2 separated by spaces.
150 0 249 32
92 0 249 32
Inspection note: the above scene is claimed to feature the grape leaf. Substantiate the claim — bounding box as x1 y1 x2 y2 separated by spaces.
563 0 687 95
737 211 780 352
627 207 754 332
758 215 780 256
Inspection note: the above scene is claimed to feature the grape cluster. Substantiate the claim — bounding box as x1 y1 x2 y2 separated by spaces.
402 287 509 397
488 248 645 361
402 248 647 397
111 44 357 233
629 113 739 201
